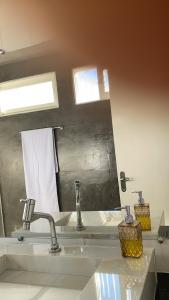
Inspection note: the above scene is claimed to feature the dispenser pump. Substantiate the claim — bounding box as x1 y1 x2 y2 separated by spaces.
114 205 134 224
132 191 144 205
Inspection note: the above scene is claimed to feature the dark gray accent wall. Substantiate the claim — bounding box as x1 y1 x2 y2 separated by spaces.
0 54 120 236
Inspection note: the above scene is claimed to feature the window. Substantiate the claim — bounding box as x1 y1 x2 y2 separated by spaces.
73 66 110 104
0 72 59 116
103 69 110 93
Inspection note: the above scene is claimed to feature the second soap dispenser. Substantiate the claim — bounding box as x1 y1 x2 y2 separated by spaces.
132 191 151 231
118 205 143 258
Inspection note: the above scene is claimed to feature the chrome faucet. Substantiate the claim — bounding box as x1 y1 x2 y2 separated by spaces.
20 198 61 254
74 180 85 231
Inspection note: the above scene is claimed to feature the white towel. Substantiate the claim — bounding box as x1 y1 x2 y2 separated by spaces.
21 128 59 213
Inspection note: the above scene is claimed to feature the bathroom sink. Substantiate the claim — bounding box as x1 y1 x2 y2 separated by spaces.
55 211 123 227
0 247 156 300
54 211 125 235
0 254 100 300
54 210 165 240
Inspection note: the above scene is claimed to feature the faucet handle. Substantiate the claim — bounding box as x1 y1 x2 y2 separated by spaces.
74 180 80 189
20 198 36 205
20 199 28 204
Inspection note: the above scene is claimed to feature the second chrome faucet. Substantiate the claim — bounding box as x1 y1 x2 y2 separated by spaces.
74 180 85 231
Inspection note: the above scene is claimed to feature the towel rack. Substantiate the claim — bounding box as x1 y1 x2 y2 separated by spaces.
19 126 64 133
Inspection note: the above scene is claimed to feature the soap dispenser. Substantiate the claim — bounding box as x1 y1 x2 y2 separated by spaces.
118 206 143 258
132 191 151 231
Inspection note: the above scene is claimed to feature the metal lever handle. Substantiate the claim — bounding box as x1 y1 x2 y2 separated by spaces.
120 171 133 192
20 199 36 205
20 198 36 229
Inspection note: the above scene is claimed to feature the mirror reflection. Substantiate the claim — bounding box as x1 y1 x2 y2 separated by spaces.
0 54 120 236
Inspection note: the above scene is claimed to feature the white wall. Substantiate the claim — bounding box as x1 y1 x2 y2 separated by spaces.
110 79 169 223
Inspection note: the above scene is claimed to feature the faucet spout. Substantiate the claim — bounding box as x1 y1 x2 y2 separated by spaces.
32 212 60 253
20 199 61 254
74 180 85 231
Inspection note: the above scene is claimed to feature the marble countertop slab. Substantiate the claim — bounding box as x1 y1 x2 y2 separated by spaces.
80 249 156 300
0 238 156 300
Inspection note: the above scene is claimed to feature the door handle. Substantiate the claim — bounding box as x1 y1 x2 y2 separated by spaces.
120 171 133 192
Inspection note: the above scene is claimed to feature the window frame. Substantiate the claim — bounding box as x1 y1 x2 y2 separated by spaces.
0 72 59 117
72 66 110 105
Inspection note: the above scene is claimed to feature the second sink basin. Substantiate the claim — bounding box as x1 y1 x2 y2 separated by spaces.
55 211 122 227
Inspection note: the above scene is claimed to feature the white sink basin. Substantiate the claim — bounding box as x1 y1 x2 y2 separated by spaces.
0 254 100 300
55 211 123 227
53 210 165 240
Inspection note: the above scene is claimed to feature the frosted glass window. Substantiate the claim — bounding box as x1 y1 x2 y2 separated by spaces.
0 72 59 116
73 67 110 104
103 69 110 93
73 68 100 104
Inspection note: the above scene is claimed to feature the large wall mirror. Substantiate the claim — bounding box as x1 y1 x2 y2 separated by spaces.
0 53 120 236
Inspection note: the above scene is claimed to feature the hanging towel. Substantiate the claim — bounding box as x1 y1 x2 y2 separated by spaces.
21 128 59 213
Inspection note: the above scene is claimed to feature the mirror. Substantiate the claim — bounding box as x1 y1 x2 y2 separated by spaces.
0 53 120 236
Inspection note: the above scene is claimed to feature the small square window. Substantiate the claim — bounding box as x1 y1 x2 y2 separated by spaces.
73 66 110 104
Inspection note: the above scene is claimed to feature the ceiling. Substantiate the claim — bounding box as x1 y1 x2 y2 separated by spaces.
0 0 56 65
0 0 169 89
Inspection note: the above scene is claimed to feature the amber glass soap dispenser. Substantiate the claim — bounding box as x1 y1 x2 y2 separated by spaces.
118 206 143 258
132 191 151 231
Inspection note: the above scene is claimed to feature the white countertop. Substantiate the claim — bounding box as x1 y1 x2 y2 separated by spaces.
80 251 156 300
0 238 156 300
